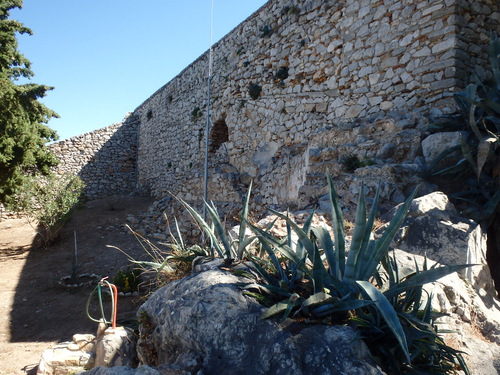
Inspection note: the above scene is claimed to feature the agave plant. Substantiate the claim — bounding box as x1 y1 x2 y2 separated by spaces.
245 175 470 374
429 31 500 225
179 181 255 260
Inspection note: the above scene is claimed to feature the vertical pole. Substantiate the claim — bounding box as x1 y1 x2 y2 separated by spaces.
203 0 214 222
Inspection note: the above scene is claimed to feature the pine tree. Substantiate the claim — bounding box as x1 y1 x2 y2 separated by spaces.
0 0 59 204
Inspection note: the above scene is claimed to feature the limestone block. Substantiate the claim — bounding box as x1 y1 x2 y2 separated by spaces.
94 326 137 368
421 131 464 164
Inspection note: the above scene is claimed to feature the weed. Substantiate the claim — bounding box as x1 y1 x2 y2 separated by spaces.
248 83 262 100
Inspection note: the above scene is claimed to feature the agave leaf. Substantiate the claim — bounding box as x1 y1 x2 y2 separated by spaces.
289 253 307 289
384 264 473 299
357 280 411 363
174 217 185 250
421 291 433 324
268 208 317 262
480 98 500 117
286 210 293 248
250 282 293 298
250 258 275 285
361 186 418 281
180 198 224 258
312 227 337 278
345 184 381 283
247 221 303 265
257 233 289 285
491 31 500 88
262 293 301 321
242 291 273 305
261 301 289 319
301 291 333 306
428 145 462 175
310 299 374 318
327 175 346 277
298 208 316 260
432 157 469 176
312 240 326 293
323 272 352 297
130 259 175 273
477 136 497 180
204 200 233 259
344 184 367 282
237 181 252 259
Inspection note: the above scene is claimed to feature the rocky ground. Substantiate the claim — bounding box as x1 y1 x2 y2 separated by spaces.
0 195 156 375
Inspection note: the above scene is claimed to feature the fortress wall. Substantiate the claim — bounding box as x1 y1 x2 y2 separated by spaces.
48 114 139 199
133 0 499 206
48 0 500 208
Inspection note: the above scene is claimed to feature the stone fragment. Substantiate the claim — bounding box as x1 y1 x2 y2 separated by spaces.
421 131 463 164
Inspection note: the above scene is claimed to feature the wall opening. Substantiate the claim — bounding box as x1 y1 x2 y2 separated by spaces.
209 119 229 153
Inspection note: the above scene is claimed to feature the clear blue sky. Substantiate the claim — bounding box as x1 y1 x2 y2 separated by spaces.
11 1 268 141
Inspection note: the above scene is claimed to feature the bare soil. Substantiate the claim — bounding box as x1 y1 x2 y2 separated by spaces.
0 195 156 375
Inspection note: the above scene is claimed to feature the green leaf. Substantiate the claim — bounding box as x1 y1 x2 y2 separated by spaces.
357 280 411 363
327 175 346 277
257 233 289 285
268 208 317 262
237 181 252 259
310 299 373 318
312 240 326 293
361 185 418 281
476 136 497 180
204 200 233 258
247 221 303 265
311 227 337 278
261 301 289 319
384 264 473 299
179 198 224 258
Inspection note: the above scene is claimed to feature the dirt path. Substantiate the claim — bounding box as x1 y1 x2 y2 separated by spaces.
0 195 155 374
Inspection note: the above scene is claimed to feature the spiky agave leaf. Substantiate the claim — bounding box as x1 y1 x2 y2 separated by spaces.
327 175 346 277
359 185 419 281
357 280 411 364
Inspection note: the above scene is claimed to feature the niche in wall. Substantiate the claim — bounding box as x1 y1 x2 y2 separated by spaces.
209 118 229 153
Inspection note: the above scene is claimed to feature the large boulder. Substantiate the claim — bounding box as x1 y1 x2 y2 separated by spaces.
135 258 384 375
380 191 500 374
390 191 495 296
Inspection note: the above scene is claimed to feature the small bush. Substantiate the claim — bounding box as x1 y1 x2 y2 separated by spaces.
113 267 142 293
274 67 289 81
8 173 85 247
248 83 262 100
342 154 375 172
191 107 203 119
259 25 273 38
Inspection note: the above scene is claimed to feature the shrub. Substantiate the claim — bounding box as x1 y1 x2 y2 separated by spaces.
342 154 375 172
248 83 262 100
274 67 289 81
8 172 85 247
429 32 500 225
113 267 142 293
259 25 273 38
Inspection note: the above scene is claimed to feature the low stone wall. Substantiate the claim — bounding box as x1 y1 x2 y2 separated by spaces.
49 114 139 199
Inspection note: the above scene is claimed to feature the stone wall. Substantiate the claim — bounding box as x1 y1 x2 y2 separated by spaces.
49 114 139 199
46 0 500 210
134 0 500 208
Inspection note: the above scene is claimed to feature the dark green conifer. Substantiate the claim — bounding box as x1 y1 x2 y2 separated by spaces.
0 0 59 204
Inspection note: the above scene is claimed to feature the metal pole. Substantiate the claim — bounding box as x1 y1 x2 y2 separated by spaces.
203 0 214 222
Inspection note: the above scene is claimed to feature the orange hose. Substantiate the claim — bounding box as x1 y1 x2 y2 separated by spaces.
110 283 118 329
